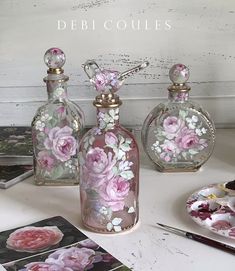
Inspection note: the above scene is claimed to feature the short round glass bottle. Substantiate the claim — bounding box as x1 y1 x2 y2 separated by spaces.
142 64 215 172
32 48 84 185
79 60 148 233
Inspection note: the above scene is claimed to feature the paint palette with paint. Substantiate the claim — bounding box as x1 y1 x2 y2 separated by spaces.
186 181 235 239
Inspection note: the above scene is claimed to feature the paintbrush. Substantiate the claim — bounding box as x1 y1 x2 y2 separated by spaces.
156 223 235 255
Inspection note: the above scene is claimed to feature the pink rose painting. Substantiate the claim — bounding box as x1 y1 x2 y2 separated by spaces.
175 127 199 150
99 176 130 211
44 126 77 162
6 226 64 253
80 125 135 233
83 147 116 185
38 151 55 171
163 116 184 137
152 111 208 162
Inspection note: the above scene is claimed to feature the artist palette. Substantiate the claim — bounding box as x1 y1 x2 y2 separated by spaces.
186 181 235 239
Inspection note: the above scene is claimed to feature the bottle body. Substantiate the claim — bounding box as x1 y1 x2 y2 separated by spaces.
79 108 139 233
32 83 84 185
142 95 215 172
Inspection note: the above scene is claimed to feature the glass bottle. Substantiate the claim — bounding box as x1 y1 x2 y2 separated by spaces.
142 64 215 172
79 60 149 233
31 48 84 185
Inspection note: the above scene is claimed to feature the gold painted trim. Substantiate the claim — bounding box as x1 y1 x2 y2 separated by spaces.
93 93 122 108
47 68 64 74
168 83 191 93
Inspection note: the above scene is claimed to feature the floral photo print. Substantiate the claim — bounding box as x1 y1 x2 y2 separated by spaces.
0 216 130 271
0 216 87 264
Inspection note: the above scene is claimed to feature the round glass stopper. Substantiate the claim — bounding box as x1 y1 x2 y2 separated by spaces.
44 48 66 69
169 64 190 84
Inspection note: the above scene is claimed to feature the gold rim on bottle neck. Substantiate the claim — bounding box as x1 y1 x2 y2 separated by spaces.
168 83 191 93
93 93 122 108
47 68 64 74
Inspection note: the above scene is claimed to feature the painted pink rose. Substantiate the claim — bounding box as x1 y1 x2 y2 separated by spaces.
99 176 130 211
6 226 64 253
160 140 180 162
105 132 118 145
93 72 107 92
44 126 77 162
83 147 116 185
46 247 97 271
38 151 55 171
175 127 199 150
163 116 185 136
161 140 179 154
211 220 232 231
25 262 71 271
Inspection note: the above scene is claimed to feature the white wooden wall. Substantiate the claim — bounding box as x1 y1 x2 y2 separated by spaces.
0 0 235 127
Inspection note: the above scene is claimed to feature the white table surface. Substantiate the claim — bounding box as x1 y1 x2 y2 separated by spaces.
0 129 235 270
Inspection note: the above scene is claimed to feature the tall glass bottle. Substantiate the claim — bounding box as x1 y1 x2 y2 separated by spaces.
142 64 216 172
32 48 84 185
79 60 149 233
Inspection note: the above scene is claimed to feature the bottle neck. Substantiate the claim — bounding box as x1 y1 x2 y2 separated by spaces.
46 81 68 101
97 107 120 130
168 91 189 103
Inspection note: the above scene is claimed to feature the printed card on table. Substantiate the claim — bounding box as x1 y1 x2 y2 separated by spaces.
0 216 130 271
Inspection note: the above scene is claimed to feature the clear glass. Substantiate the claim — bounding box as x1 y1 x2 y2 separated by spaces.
32 81 84 185
142 91 216 172
79 107 139 233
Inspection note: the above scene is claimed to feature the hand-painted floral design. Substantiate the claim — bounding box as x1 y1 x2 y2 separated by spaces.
80 106 138 233
81 132 133 220
32 106 81 181
169 91 189 102
152 110 208 162
91 69 121 93
83 147 116 186
99 176 130 211
38 151 55 171
6 226 64 253
44 126 77 162
32 80 84 184
169 63 189 84
97 108 119 130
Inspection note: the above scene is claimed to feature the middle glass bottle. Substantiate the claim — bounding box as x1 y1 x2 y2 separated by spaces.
79 60 149 233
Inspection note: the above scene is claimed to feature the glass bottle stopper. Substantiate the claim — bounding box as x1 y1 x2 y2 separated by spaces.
83 60 149 108
44 47 66 74
169 64 190 84
168 64 190 92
